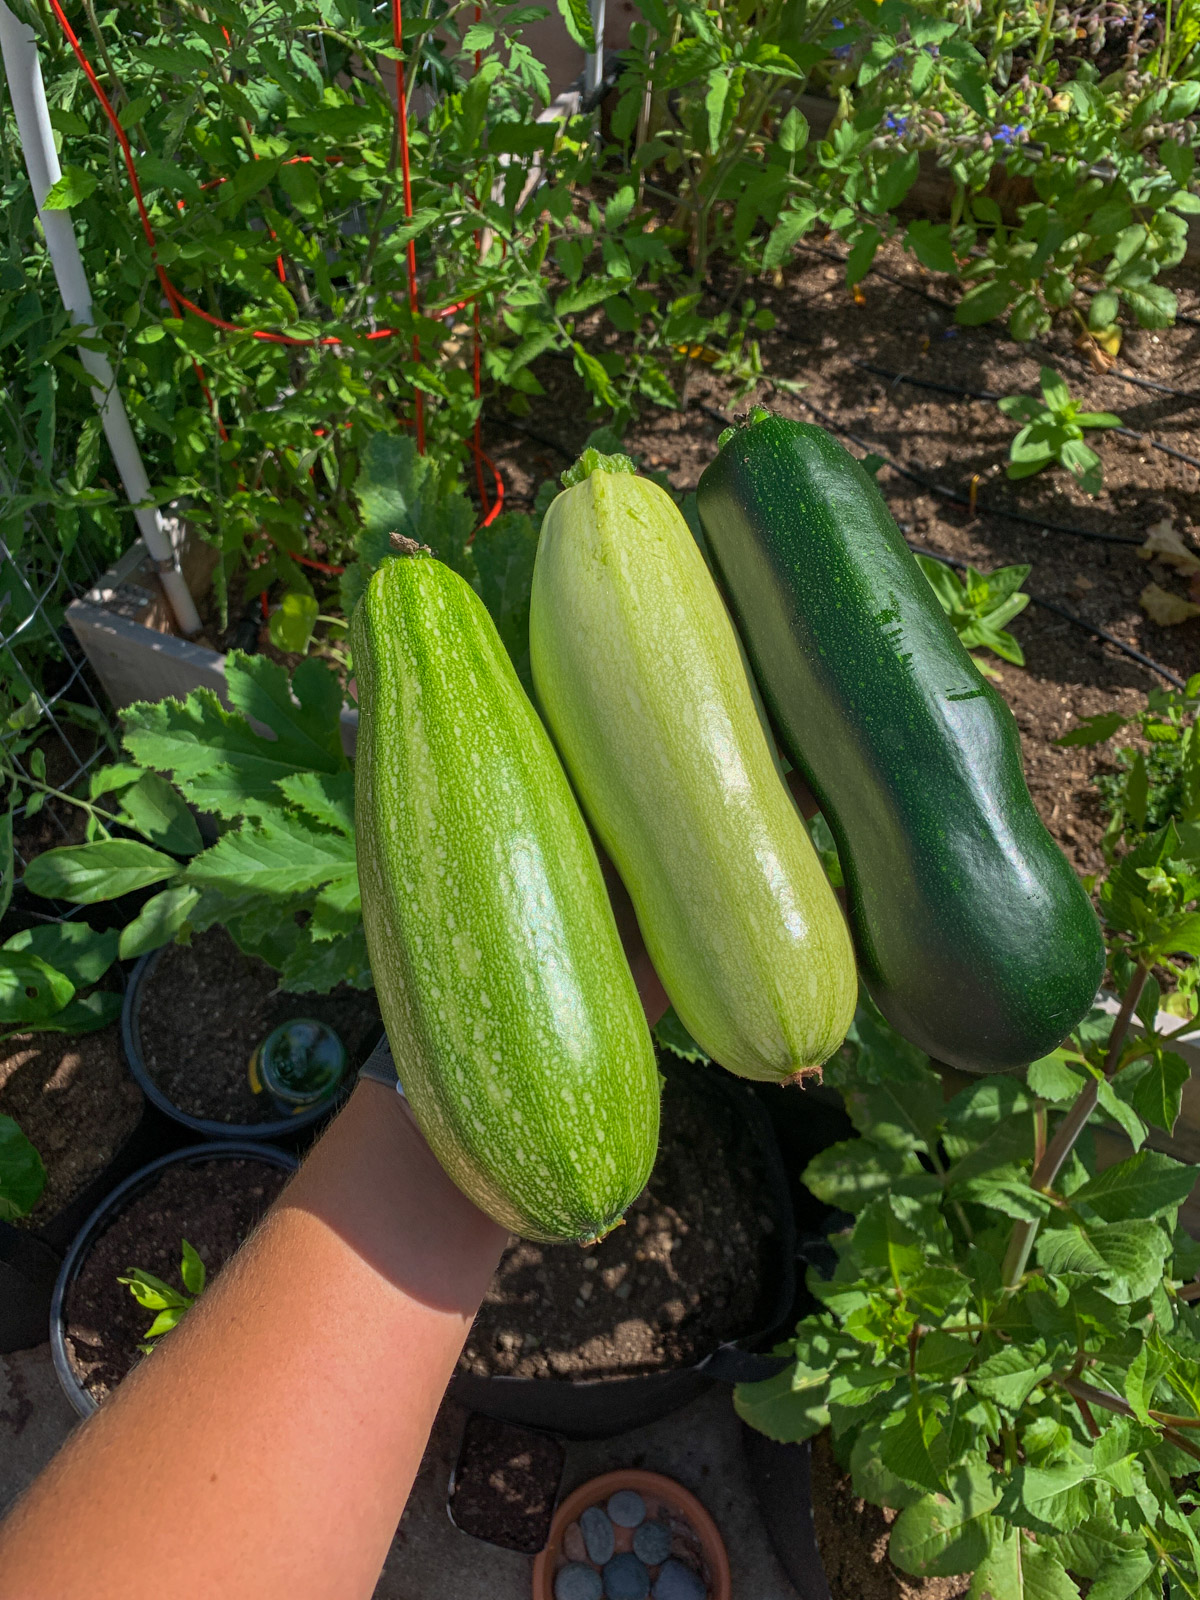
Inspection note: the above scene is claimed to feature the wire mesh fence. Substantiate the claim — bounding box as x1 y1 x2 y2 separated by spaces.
1 509 115 881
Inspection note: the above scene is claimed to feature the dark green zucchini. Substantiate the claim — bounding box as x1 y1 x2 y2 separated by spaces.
696 416 1104 1074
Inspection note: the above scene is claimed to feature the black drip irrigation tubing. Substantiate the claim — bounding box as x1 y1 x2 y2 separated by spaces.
793 240 1200 405
850 359 1200 476
695 399 1185 691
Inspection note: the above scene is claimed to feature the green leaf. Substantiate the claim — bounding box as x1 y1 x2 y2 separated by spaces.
1071 1150 1198 1221
846 224 882 288
117 771 203 856
268 592 320 655
1088 1552 1157 1600
905 219 956 274
889 1459 1001 1576
733 1362 830 1442
778 107 808 155
850 1424 922 1509
1037 1218 1170 1304
223 654 346 774
1122 281 1177 330
118 885 202 960
955 1167 1053 1223
762 203 816 270
1056 712 1127 747
0 1114 46 1221
879 1395 945 1495
969 1529 1082 1599
3 921 117 989
1027 1052 1087 1102
555 0 595 52
804 1139 939 1212
118 1268 188 1312
0 951 75 1023
180 1239 206 1297
850 1197 925 1286
310 873 361 940
0 809 12 926
22 840 181 903
37 990 123 1034
956 278 1014 326
41 165 99 210
471 511 539 692
969 1344 1053 1411
651 1005 711 1064
1112 1050 1190 1134
1011 1461 1094 1534
1094 1078 1146 1150
868 151 919 214
184 813 356 898
275 771 355 837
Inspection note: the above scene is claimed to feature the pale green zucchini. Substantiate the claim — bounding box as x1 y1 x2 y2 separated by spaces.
529 455 857 1083
352 547 660 1242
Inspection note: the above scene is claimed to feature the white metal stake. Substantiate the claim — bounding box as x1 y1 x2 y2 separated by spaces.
0 0 203 636
584 0 605 101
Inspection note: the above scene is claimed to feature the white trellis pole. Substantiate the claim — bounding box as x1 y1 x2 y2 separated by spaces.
584 0 605 101
0 0 202 636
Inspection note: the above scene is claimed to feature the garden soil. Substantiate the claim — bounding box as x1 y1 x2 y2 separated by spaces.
457 1060 779 1380
448 1413 564 1552
64 1156 289 1405
810 1433 969 1600
137 926 380 1123
483 235 1200 877
0 1025 142 1226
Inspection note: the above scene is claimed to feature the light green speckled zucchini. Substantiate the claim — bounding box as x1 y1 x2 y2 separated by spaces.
352 546 660 1241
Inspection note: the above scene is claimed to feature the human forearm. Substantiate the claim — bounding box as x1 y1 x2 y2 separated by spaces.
0 1082 506 1600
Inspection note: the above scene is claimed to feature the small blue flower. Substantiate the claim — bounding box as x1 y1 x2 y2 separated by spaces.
995 121 1027 145
885 113 909 134
831 16 844 25
942 327 959 339
832 44 852 58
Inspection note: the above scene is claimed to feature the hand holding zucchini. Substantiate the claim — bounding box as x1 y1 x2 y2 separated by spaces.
696 416 1105 1074
352 544 660 1242
530 452 857 1083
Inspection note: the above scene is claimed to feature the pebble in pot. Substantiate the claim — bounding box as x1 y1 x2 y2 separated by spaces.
581 1505 616 1565
603 1552 651 1600
632 1520 673 1566
607 1490 646 1529
653 1559 706 1600
556 1564 604 1600
563 1523 588 1564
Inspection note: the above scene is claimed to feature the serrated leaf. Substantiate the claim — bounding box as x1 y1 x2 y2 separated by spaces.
850 1197 926 1286
3 921 116 989
880 1395 945 1494
310 873 361 940
223 654 346 773
555 0 595 51
1027 1052 1087 1102
41 165 98 210
1011 1461 1094 1534
0 1114 46 1220
1037 1218 1170 1304
652 1005 711 1064
890 1458 1001 1576
969 1529 1082 1599
970 1344 1053 1410
850 1423 922 1509
118 885 202 960
956 1168 1053 1222
1094 1078 1147 1150
275 771 355 836
33 990 122 1034
1071 1150 1198 1221
1112 1050 1190 1134
1087 1550 1156 1600
23 840 181 903
184 816 356 898
279 921 371 993
733 1362 830 1442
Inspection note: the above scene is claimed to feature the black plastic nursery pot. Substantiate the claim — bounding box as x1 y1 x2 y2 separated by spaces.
122 948 351 1145
0 1097 183 1356
448 1070 799 1440
50 1141 298 1418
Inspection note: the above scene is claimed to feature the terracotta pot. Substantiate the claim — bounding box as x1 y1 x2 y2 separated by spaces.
532 1468 731 1600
